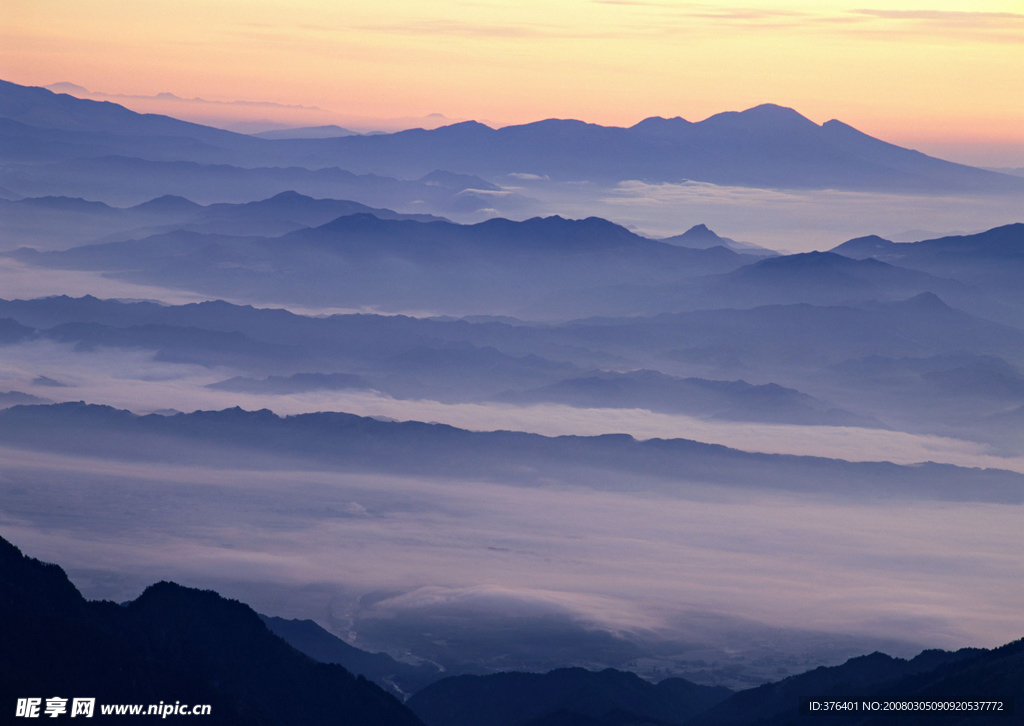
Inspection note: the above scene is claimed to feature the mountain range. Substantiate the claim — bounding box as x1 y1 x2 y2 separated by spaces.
4 79 1023 196
3 287 1023 448
1 402 1021 504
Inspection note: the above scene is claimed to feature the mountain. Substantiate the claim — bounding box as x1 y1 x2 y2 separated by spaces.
709 251 972 307
3 292 1023 445
0 79 261 163
497 369 875 427
408 638 1024 726
1 403 1022 504
253 124 359 139
11 213 754 316
210 372 370 394
6 531 1020 725
537 242 1008 320
406 668 733 726
831 223 1024 307
831 224 1024 326
0 390 52 407
691 642 1023 726
1 154 522 210
262 616 444 698
0 534 424 725
262 104 1024 192
3 80 1021 194
0 317 34 343
0 191 447 251
4 291 1023 446
660 224 776 256
550 293 1024 371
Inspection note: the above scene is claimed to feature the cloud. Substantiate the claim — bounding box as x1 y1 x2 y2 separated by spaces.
45 83 328 112
584 2 1024 40
557 179 1024 251
852 9 1024 23
356 19 552 39
506 173 550 181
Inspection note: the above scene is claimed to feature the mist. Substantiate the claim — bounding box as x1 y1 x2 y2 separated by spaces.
3 442 1021 685
510 178 1024 252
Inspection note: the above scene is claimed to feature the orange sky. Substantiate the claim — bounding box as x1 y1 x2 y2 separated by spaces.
3 0 1024 164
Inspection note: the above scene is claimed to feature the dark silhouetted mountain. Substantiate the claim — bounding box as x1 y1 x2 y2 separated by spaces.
0 534 424 726
406 667 733 726
262 616 443 698
1 403 1022 504
691 641 1022 726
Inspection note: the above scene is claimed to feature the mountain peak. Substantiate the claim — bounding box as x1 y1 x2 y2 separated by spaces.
898 291 953 312
44 81 90 95
131 194 200 212
742 103 810 120
433 119 493 133
629 116 693 136
830 234 898 259
681 223 716 237
700 104 818 131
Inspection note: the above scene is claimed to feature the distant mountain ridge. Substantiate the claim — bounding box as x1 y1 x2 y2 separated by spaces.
2 79 1021 194
0 191 448 250
253 124 359 139
1 402 1022 503
10 212 754 315
269 104 1024 192
829 223 1024 318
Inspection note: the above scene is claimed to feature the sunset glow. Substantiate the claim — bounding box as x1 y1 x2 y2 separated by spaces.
4 0 1023 163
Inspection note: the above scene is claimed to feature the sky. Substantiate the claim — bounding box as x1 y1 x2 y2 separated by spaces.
3 0 1024 165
